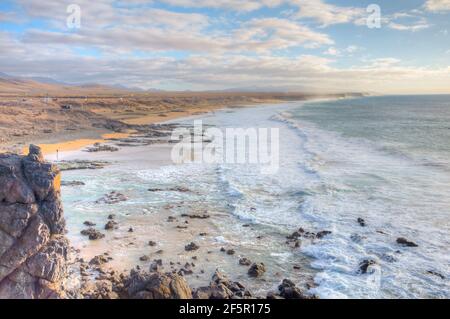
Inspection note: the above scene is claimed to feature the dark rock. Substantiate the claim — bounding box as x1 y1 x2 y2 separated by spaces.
278 279 307 299
150 259 163 272
105 220 118 230
267 291 284 299
427 270 445 279
396 237 418 247
239 258 252 266
185 242 199 251
248 263 266 277
357 218 366 227
84 221 96 227
122 270 192 299
148 241 157 247
95 191 128 204
140 255 149 262
358 259 377 274
80 228 105 240
193 270 252 299
89 254 110 266
181 213 210 219
226 249 235 255
316 231 332 239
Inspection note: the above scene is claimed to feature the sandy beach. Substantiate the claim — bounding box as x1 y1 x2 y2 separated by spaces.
51 102 319 298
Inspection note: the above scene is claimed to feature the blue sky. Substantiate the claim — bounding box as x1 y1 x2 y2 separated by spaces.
0 0 449 93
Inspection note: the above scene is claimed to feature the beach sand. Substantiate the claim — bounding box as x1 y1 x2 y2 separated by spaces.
54 103 317 297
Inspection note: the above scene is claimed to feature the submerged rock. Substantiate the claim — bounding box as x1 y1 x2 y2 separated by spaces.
61 180 85 187
0 145 68 299
427 270 445 280
83 221 96 227
396 237 418 247
95 191 128 205
104 220 118 230
358 259 377 274
248 263 266 278
357 218 366 227
80 228 105 240
239 258 252 266
185 242 199 251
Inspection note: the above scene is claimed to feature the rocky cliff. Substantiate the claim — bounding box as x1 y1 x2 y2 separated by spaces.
0 145 68 299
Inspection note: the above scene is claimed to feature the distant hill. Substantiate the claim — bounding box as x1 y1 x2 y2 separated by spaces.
0 72 136 96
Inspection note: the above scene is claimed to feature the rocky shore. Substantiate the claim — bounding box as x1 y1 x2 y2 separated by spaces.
0 145 68 298
0 145 314 299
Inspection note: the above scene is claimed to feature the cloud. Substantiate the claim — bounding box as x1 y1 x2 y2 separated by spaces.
291 0 366 26
323 45 361 56
424 0 450 12
1 0 449 94
238 18 333 51
387 13 430 31
1 29 449 94
19 15 332 54
162 0 283 12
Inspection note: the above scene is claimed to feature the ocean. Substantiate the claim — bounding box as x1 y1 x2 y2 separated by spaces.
61 95 450 298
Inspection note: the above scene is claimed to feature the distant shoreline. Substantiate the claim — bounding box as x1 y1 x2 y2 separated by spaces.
0 92 360 155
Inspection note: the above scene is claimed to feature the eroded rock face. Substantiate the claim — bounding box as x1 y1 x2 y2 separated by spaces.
0 145 68 299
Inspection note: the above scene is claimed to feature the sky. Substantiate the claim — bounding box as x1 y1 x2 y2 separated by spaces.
0 0 450 93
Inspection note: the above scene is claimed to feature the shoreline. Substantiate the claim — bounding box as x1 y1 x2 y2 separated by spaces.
57 100 321 299
0 93 360 155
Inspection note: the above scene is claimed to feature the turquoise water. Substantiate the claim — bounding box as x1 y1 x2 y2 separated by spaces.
293 95 450 168
285 95 450 298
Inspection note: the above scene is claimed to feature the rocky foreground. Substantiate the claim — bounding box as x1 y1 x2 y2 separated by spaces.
0 145 312 299
0 145 67 298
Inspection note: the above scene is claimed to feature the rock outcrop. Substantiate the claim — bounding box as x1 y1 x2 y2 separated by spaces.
0 145 68 299
121 270 192 299
193 270 252 299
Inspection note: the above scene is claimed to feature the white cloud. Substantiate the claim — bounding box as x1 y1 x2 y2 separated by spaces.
424 0 450 12
324 47 339 56
292 0 365 26
162 0 283 12
1 0 449 94
323 45 361 56
387 13 430 31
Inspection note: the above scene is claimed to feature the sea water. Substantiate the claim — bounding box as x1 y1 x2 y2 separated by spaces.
281 95 450 298
61 96 450 298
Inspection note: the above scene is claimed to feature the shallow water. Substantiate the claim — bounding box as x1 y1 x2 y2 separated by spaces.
59 97 449 298
58 104 317 296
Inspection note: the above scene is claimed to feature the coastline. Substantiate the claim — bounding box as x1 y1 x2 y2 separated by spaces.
55 100 322 298
0 93 359 155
